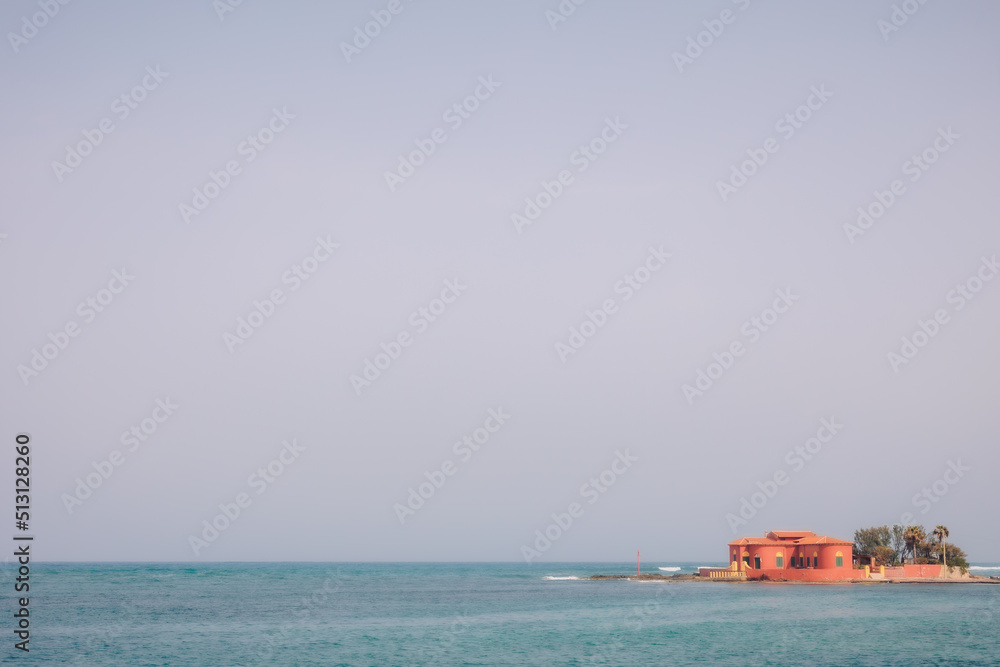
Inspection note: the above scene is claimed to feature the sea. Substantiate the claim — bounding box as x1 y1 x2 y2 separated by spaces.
6 562 1000 665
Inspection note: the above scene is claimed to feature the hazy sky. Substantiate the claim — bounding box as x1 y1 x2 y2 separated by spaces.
1 0 998 563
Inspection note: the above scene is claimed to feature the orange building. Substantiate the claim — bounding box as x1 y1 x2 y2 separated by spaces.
705 530 858 581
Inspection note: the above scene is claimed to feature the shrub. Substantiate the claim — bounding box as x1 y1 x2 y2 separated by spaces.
948 554 969 574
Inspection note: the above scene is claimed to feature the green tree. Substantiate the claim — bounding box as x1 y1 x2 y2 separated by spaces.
904 526 926 564
926 535 968 574
853 526 892 558
872 545 895 567
889 525 907 565
942 543 969 574
933 525 950 569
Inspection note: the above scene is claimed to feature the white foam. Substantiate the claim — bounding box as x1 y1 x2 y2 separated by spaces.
543 576 580 580
657 567 681 572
969 566 1000 571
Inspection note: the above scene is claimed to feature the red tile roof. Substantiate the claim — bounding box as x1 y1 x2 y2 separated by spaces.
728 531 852 547
729 537 785 546
794 535 853 545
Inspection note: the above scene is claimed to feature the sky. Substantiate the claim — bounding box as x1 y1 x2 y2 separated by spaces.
1 0 998 563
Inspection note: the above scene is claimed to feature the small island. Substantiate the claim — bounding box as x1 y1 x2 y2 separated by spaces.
591 525 1000 584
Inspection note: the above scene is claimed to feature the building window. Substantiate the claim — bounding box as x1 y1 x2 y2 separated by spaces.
835 551 843 567
813 556 818 567
742 551 750 567
798 556 804 567
732 552 737 563
776 553 783 568
754 555 761 569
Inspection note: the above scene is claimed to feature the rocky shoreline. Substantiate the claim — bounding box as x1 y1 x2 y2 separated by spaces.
587 573 1000 584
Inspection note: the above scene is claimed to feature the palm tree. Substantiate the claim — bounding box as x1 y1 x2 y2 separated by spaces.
903 527 917 564
914 526 927 561
904 526 926 564
934 525 950 570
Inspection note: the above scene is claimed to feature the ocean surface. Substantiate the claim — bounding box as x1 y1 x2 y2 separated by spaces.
5 562 1000 665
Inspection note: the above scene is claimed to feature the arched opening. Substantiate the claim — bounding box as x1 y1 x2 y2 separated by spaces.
742 550 750 567
812 551 818 568
775 552 784 568
754 554 761 569
835 551 844 567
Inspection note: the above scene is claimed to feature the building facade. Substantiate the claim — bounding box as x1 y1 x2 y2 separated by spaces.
710 530 858 581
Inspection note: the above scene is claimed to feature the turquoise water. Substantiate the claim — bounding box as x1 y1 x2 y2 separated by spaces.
6 562 1000 665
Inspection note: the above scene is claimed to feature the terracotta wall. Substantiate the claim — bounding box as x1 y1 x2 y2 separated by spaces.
816 544 851 570
882 564 943 577
747 567 863 582
705 561 944 581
